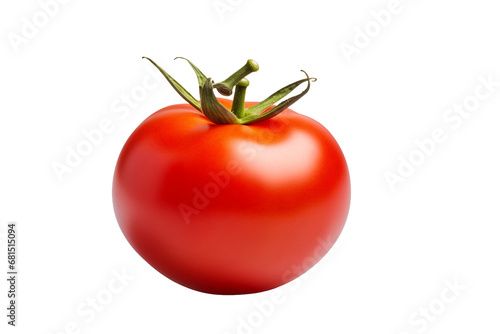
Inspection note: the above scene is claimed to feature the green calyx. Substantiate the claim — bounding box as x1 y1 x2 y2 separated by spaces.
143 57 316 125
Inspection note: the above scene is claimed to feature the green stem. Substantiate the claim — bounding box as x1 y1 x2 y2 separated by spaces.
213 59 259 96
201 78 240 124
239 71 315 125
231 79 250 118
144 57 315 125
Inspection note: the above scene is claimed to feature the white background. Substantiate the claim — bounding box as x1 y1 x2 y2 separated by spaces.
1 0 499 333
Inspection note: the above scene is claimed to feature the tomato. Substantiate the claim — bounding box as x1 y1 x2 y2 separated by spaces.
112 58 350 294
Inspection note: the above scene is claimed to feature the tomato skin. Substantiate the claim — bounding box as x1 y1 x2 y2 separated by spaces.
113 99 350 294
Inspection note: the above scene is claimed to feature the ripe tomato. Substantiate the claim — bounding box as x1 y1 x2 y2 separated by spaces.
113 98 350 294
113 58 350 294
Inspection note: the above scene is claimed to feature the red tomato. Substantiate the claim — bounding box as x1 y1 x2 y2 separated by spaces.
112 98 350 294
